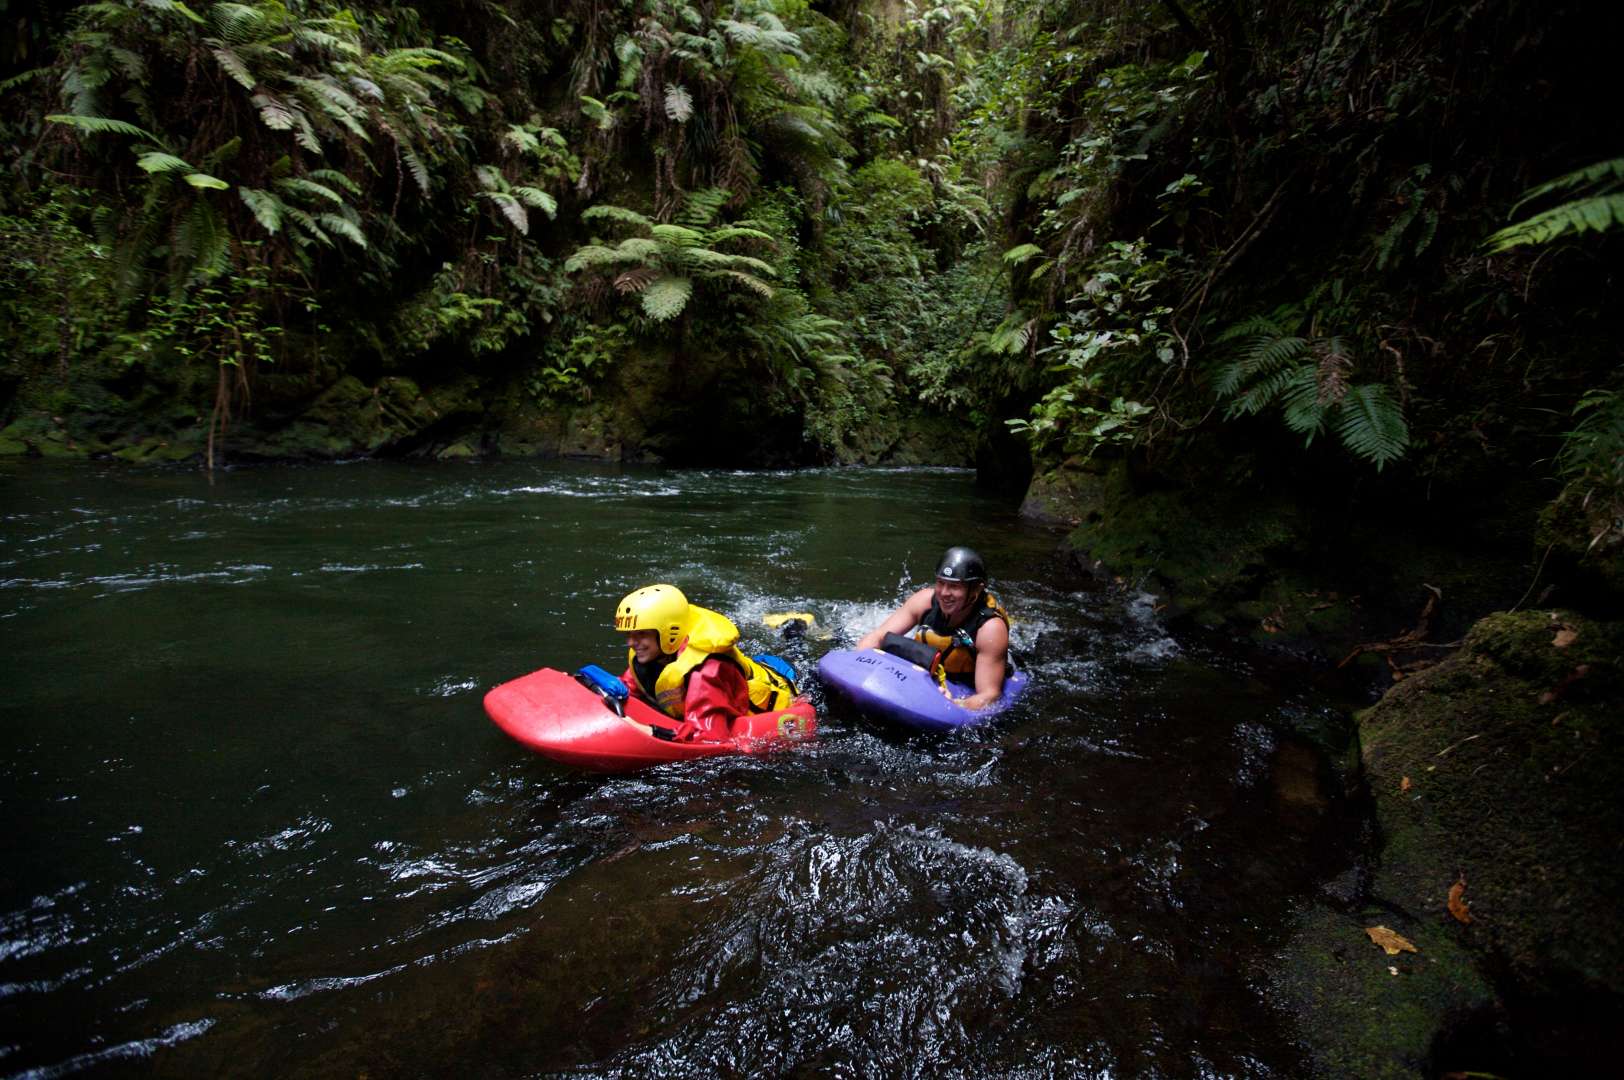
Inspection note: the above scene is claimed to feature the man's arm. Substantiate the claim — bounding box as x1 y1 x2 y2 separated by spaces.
855 587 934 651
958 617 1010 710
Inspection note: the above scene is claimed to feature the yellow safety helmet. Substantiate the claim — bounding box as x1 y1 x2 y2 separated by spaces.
613 584 690 653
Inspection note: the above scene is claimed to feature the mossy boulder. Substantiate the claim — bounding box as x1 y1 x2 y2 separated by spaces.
1019 456 1111 526
1535 479 1624 616
1275 608 1624 1076
1360 609 1624 994
1273 901 1492 1080
250 375 457 458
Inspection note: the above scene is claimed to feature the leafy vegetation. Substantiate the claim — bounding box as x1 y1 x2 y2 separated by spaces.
1 0 1617 513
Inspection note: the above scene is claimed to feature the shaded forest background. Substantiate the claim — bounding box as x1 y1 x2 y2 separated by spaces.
1 0 1619 576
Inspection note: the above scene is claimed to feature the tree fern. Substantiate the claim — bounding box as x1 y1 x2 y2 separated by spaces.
581 204 653 231
641 275 693 320
1214 312 1409 469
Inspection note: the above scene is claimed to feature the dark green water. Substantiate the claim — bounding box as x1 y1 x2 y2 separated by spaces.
1 460 1357 1077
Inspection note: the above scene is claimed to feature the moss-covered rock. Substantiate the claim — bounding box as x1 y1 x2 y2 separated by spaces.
1273 901 1493 1079
1360 609 1624 995
1041 456 1312 630
249 374 456 458
1272 608 1624 1076
1019 456 1111 526
1535 479 1624 616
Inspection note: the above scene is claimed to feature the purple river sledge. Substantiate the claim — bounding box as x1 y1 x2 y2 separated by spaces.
816 648 1030 733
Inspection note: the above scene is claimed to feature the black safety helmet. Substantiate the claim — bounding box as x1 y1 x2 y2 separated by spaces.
935 546 987 585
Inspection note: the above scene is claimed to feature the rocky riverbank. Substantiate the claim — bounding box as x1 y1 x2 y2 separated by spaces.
1024 453 1624 1077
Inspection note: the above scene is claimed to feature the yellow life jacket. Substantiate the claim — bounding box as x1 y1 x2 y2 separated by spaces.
913 589 1010 676
626 605 797 719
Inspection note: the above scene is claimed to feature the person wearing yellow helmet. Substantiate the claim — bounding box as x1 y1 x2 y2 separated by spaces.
614 583 798 741
855 546 1011 710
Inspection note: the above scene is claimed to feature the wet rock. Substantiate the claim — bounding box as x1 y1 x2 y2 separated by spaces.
1276 608 1624 1076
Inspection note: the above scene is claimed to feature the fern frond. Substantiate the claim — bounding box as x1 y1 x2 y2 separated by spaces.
511 187 557 217
481 191 529 234
209 45 257 90
1485 194 1624 252
287 75 369 140
209 3 269 45
46 113 158 141
1224 364 1303 417
1213 308 1298 343
317 212 367 248
580 204 652 232
282 205 332 246
650 223 705 247
676 248 773 278
275 177 345 205
0 66 48 94
1002 242 1043 265
399 145 431 194
239 186 285 234
1334 384 1408 470
183 172 229 190
614 267 658 294
501 125 540 157
641 275 693 320
137 151 193 174
1278 367 1328 441
706 226 774 246
1510 157 1624 216
374 47 461 73
293 26 362 58
677 187 729 226
714 269 774 298
564 241 657 272
290 109 321 153
664 83 693 122
248 92 294 132
173 198 229 278
307 168 360 195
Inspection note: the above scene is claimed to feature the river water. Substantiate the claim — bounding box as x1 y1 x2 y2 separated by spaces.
1 460 1360 1077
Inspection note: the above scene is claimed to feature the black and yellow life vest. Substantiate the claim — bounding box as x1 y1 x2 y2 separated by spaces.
913 589 1010 676
626 605 796 720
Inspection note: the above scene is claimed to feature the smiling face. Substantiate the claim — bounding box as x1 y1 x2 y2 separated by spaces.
625 629 666 663
933 576 978 624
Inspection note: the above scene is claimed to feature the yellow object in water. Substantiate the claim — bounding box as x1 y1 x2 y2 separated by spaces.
763 612 817 629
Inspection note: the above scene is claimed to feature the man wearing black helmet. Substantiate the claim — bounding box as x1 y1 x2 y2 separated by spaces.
855 546 1012 710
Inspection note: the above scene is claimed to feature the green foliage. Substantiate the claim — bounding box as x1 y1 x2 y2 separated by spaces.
532 321 628 402
566 188 776 321
0 192 121 380
1556 390 1624 496
1004 239 1175 458
1486 158 1624 252
39 0 529 297
1212 306 1410 471
1373 164 1448 271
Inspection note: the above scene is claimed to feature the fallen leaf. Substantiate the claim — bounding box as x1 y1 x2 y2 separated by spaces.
1447 875 1473 925
1365 925 1418 955
1553 626 1578 648
1388 965 1400 976
1401 776 1412 793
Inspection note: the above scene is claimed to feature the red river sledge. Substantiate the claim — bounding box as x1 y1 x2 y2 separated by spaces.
485 666 816 772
